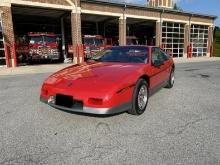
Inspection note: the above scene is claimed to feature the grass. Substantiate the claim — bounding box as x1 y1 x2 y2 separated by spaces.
214 27 220 57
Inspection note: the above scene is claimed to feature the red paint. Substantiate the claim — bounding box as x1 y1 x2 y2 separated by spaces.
12 43 17 67
68 35 110 59
81 44 85 63
40 46 174 110
210 45 213 57
28 32 56 37
4 43 10 68
76 44 80 64
16 32 60 61
187 44 192 58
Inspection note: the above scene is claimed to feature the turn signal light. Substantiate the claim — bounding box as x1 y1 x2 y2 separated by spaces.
41 87 48 96
88 98 103 105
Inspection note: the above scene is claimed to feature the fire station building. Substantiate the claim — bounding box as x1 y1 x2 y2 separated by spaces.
0 0 217 67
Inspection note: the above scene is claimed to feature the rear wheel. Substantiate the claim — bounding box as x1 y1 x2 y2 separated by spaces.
128 79 149 115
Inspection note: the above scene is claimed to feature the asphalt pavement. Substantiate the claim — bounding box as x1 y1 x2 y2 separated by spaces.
0 61 220 165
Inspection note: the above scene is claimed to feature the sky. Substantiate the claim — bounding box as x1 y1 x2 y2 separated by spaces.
122 0 220 26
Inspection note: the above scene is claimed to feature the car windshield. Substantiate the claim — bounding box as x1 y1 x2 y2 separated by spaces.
92 46 148 63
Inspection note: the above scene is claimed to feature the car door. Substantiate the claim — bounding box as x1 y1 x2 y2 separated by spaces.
149 47 169 90
159 48 173 81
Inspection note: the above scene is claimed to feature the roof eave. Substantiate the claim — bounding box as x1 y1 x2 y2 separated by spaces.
81 0 217 20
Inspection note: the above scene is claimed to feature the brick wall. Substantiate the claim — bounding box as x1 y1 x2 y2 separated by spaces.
0 0 215 66
125 8 160 18
11 0 81 7
162 13 188 21
0 6 15 67
184 24 190 58
207 27 214 57
156 21 161 47
81 2 123 13
71 12 82 62
21 0 70 6
191 17 213 24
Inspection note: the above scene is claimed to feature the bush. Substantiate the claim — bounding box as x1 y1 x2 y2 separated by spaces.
214 26 220 57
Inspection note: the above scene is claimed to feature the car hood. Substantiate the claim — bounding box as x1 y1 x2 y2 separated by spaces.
45 62 143 93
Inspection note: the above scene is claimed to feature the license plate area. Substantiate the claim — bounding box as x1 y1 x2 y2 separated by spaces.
56 94 73 108
55 94 83 109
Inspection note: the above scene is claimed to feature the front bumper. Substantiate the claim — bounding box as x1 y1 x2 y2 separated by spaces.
40 97 131 115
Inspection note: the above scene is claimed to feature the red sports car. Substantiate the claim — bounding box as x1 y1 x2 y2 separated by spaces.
40 46 175 115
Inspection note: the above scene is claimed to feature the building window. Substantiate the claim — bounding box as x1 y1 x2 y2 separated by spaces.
190 24 209 57
162 22 185 58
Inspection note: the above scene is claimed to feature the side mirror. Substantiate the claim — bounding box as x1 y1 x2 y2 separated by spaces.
153 60 164 67
56 37 61 42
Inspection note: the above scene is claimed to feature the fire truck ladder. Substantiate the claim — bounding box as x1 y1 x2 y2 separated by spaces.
0 14 6 67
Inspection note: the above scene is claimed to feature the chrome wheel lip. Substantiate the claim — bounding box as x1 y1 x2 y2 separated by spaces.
171 71 175 85
137 85 148 110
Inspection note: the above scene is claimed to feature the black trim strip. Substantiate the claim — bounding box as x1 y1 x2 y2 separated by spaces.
117 84 135 94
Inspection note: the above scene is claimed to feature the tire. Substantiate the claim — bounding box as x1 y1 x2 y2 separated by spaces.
128 78 149 115
166 69 175 88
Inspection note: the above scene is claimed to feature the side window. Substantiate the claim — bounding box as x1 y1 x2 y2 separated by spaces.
152 48 163 63
152 47 168 64
159 48 170 61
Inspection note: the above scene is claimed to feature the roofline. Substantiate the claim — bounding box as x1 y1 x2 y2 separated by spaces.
81 0 217 20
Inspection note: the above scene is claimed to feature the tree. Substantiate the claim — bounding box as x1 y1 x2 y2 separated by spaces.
173 3 182 11
213 26 220 57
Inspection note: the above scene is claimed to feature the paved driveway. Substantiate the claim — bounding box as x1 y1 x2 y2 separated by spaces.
0 61 220 165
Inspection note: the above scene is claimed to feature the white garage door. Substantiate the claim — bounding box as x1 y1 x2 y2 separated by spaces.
162 22 185 58
190 24 209 57
0 14 6 67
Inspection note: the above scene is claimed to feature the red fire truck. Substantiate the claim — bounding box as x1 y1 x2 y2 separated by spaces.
68 35 112 59
16 32 61 63
112 36 141 46
126 36 140 45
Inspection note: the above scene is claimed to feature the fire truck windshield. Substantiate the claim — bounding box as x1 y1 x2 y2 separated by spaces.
44 36 56 43
95 39 104 46
30 36 42 44
84 38 104 46
84 38 94 45
29 36 56 44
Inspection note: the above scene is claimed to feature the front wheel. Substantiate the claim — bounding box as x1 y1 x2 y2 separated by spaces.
128 79 149 115
166 69 175 88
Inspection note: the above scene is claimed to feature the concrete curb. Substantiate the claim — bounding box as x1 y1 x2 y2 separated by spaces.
174 57 220 64
0 64 72 76
1 57 220 76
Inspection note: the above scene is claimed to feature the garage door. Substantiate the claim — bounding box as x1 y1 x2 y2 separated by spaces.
162 22 185 58
0 15 6 66
190 24 209 57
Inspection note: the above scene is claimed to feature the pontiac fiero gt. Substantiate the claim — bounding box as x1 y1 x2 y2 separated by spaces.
40 46 175 115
